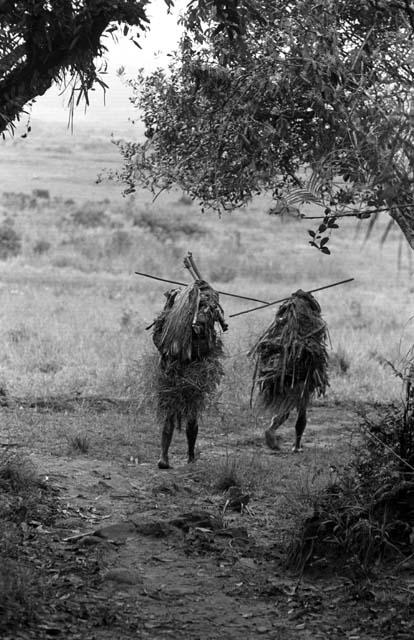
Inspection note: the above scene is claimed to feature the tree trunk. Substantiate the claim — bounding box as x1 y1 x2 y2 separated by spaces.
389 205 414 251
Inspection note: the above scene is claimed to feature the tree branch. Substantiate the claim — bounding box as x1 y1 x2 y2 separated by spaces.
0 1 150 133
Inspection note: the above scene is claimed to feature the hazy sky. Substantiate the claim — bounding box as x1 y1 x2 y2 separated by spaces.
31 2 185 131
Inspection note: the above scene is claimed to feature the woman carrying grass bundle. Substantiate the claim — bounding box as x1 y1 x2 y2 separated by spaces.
250 290 329 452
152 278 227 469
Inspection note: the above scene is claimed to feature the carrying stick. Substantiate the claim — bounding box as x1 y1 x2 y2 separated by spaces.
187 252 203 280
183 255 198 280
229 278 355 318
134 271 270 304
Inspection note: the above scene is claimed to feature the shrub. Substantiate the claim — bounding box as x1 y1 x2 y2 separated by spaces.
32 189 50 199
106 229 132 256
213 456 244 492
67 434 90 454
51 254 90 271
132 210 207 240
72 202 109 228
202 452 276 495
329 346 351 375
0 558 40 632
0 452 39 493
0 452 57 634
8 326 32 344
33 239 51 255
0 224 21 260
289 402 414 572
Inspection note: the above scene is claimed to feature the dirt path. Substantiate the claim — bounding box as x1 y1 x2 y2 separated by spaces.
1 402 412 639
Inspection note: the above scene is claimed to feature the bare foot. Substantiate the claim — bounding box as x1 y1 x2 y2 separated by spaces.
265 429 281 450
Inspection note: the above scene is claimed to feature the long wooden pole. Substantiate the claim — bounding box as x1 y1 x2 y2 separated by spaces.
229 278 355 318
134 271 270 304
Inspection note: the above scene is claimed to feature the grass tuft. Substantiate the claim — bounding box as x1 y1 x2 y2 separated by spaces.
329 346 351 375
67 433 90 454
213 455 244 492
0 453 59 635
0 451 40 493
0 558 41 631
205 451 280 495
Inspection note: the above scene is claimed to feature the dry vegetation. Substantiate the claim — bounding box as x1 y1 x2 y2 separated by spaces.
0 179 412 406
0 123 413 638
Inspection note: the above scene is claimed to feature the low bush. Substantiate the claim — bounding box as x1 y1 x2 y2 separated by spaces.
0 452 57 634
33 239 51 255
106 229 133 256
289 396 414 572
132 209 207 241
213 455 244 492
0 558 41 632
329 346 351 375
72 202 109 228
0 224 21 260
0 451 56 525
67 433 90 454
0 452 39 494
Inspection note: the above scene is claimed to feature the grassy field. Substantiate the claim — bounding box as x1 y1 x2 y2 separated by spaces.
1 121 413 639
0 122 412 406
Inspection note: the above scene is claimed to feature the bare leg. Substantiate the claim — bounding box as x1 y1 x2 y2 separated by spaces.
186 417 198 463
293 407 307 452
158 415 176 469
265 411 289 450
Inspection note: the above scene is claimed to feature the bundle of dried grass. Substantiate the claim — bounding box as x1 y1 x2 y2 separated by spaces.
153 281 226 363
156 343 224 422
154 284 200 362
152 279 226 424
250 289 329 415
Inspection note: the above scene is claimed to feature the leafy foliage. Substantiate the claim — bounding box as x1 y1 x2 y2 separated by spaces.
115 0 414 249
0 0 175 134
289 363 414 571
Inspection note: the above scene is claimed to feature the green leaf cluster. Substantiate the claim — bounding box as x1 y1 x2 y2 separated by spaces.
116 0 414 248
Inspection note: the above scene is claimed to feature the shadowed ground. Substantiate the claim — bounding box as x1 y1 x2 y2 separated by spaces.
1 400 413 639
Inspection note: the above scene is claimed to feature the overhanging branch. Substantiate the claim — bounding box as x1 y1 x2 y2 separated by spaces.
0 1 150 133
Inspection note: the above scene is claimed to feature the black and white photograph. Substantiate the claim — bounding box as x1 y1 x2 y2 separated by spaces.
1 1 414 638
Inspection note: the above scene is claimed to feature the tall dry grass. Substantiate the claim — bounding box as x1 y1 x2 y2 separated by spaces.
0 187 412 408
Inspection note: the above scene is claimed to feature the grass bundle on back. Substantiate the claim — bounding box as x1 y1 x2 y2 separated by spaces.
150 277 227 468
155 284 200 362
156 342 224 423
250 289 329 415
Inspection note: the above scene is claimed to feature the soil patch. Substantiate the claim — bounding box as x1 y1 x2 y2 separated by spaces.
1 403 413 638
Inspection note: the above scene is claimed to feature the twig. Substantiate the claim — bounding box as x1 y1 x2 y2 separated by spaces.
183 255 198 280
302 205 414 220
187 251 203 280
229 278 355 318
134 271 270 304
364 429 414 473
63 530 96 542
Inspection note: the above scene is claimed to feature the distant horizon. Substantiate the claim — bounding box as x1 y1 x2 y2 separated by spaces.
15 3 185 137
